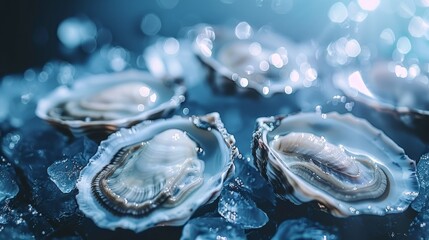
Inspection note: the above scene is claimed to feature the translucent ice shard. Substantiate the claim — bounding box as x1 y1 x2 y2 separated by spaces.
232 158 276 206
411 153 429 212
0 164 19 202
409 153 429 239
218 185 268 229
47 137 97 193
0 204 36 240
409 203 429 239
272 218 339 240
181 217 246 240
47 158 84 194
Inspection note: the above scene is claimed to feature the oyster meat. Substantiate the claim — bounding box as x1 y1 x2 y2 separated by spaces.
252 112 419 217
76 113 237 232
93 129 205 216
36 70 186 136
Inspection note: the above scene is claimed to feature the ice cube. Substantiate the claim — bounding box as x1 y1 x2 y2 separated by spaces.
411 153 429 212
0 164 19 202
181 216 246 240
272 218 339 240
47 137 97 193
218 185 268 229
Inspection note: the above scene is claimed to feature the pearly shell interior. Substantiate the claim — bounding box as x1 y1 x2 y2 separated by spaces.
76 114 236 232
92 129 205 216
253 112 419 217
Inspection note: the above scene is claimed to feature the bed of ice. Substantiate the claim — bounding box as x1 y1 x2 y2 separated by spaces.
2 0 429 239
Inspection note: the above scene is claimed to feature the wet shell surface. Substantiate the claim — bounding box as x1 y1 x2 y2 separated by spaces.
36 70 186 136
252 112 419 217
333 61 429 119
192 23 318 97
76 113 237 232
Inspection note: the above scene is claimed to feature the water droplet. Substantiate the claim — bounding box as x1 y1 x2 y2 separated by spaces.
329 2 348 23
284 85 293 94
408 16 429 38
24 69 36 81
57 17 97 49
347 2 367 22
357 0 380 11
141 13 162 36
239 78 249 87
235 22 253 40
249 42 262 56
397 36 412 54
345 39 361 57
182 108 189 115
380 28 396 45
262 86 270 95
163 38 180 55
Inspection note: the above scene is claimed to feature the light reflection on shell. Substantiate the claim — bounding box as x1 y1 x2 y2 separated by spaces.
76 113 237 232
191 23 318 97
36 70 186 136
333 61 429 123
252 112 419 217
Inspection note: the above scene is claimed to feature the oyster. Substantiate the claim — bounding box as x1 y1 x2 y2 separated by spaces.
252 112 419 217
333 61 429 125
191 23 318 97
36 70 186 136
76 113 237 232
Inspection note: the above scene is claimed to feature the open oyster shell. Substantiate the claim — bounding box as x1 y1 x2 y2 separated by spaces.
333 61 429 127
76 113 237 232
36 70 186 136
252 112 419 217
191 23 318 97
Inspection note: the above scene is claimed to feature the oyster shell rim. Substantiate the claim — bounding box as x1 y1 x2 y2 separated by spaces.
76 112 237 232
191 24 306 97
252 112 419 217
35 70 186 135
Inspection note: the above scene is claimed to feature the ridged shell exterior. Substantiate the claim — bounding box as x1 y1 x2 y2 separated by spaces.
76 113 237 232
36 70 186 136
252 112 419 217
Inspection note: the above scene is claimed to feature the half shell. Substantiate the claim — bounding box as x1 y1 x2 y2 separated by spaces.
191 23 318 97
252 112 419 217
76 113 237 232
36 70 186 136
333 61 429 126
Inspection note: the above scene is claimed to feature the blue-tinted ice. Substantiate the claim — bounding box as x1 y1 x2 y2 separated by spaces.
409 153 429 238
47 137 97 193
0 163 19 202
181 217 246 240
218 185 268 229
0 205 36 240
1 5 428 236
412 153 429 212
272 218 339 240
217 158 274 229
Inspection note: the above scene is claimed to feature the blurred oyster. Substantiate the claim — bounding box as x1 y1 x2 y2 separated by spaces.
36 70 185 136
76 113 237 232
252 112 419 217
333 61 429 127
191 23 318 97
